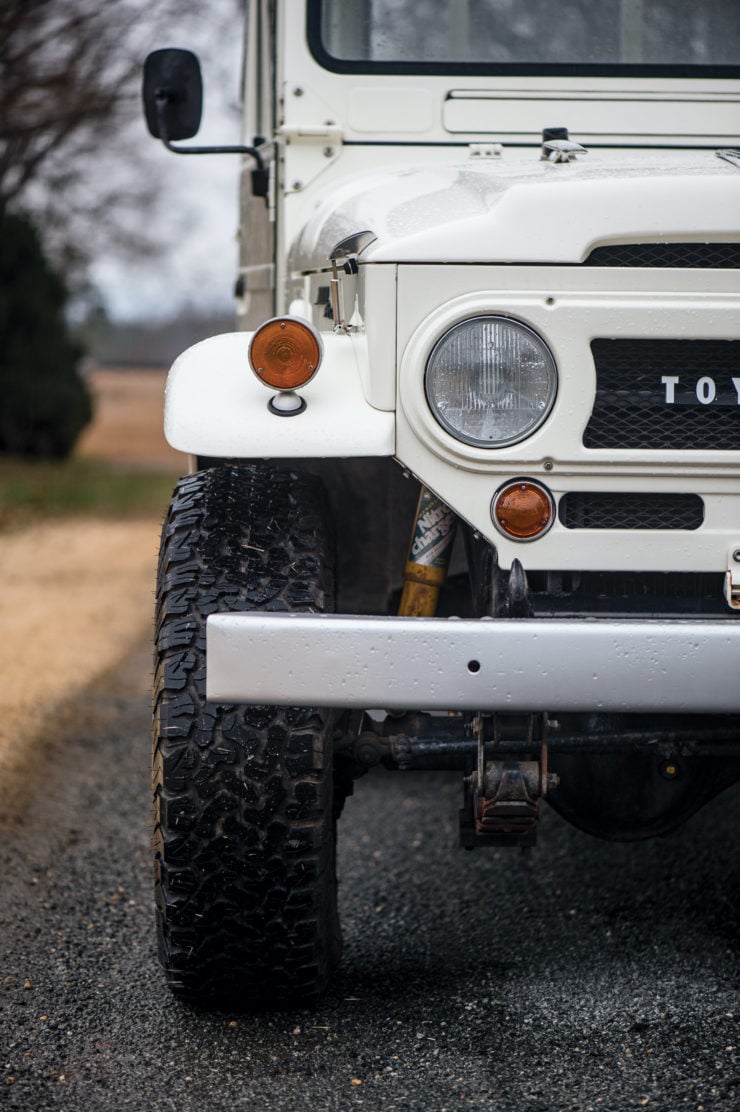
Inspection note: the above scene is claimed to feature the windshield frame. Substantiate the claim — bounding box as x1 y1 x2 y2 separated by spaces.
306 0 740 79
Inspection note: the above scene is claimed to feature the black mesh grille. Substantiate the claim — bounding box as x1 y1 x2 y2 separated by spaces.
559 492 704 530
584 339 740 451
583 243 740 268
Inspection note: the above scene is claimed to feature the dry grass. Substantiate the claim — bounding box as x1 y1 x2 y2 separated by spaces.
2 365 184 775
76 366 183 470
0 516 161 777
0 457 181 531
0 368 185 531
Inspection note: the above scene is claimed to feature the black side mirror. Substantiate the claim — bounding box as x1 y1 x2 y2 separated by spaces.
141 46 268 199
143 48 203 142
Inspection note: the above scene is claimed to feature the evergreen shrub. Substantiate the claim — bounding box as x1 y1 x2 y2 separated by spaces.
0 210 92 458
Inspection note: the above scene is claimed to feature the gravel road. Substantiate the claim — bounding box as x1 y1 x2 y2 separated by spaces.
1 643 738 1111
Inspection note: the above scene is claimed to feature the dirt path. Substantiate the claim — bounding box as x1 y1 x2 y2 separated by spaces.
0 516 161 779
1 366 184 778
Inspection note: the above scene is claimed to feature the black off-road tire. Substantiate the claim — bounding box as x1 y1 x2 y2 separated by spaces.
153 465 341 1007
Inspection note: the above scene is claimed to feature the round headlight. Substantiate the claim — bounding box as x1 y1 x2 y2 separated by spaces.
425 316 557 448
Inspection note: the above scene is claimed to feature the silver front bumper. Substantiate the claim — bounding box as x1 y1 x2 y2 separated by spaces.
206 614 740 714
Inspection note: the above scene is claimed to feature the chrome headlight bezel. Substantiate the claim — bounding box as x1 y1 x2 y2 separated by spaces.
424 315 558 449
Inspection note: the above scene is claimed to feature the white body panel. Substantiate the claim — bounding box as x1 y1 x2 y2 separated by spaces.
395 265 740 571
278 9 740 281
164 331 394 459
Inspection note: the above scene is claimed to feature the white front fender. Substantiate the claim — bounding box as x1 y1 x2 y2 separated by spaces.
164 331 395 458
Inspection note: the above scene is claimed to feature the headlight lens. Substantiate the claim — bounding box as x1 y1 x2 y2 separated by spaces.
425 316 557 448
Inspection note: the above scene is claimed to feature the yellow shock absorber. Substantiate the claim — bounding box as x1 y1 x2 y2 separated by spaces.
398 486 458 617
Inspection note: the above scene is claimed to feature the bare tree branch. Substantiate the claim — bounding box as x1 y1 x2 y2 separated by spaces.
0 0 241 279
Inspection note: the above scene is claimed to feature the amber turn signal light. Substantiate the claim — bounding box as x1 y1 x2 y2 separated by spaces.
492 479 555 541
248 317 322 390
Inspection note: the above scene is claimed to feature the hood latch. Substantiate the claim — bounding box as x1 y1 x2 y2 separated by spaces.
541 127 587 163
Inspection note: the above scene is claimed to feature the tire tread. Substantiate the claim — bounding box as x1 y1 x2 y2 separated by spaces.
153 465 340 1006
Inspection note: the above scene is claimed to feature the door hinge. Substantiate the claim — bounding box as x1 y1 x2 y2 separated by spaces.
725 546 740 609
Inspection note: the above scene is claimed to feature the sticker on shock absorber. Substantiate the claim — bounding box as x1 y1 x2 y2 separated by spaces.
409 487 458 567
398 487 459 618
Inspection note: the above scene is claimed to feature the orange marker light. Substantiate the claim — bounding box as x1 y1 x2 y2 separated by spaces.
492 480 555 541
248 317 322 390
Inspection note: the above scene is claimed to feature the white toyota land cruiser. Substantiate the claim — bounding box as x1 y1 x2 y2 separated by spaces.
142 0 740 1006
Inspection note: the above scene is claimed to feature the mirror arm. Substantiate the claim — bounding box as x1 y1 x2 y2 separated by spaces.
154 92 266 173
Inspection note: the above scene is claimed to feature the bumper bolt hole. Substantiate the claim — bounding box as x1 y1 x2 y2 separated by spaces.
467 659 481 674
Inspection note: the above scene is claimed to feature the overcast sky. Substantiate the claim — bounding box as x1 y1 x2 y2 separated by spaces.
91 36 243 321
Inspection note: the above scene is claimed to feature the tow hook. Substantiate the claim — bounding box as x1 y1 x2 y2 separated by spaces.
460 714 559 849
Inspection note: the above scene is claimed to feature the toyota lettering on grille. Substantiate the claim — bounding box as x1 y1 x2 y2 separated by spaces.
585 340 740 450
661 376 740 406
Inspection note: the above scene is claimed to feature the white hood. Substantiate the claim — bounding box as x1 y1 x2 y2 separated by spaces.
289 149 739 271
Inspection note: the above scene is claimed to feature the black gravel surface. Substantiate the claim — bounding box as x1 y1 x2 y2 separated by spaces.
1 645 739 1111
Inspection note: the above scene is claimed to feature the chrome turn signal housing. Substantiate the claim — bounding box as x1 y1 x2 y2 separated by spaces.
492 479 555 541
